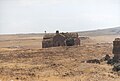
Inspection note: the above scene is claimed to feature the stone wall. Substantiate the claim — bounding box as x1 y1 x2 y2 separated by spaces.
113 38 120 61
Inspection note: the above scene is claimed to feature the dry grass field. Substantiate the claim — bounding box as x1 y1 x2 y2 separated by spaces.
0 34 120 81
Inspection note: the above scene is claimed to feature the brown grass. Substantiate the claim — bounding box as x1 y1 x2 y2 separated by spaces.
0 34 120 81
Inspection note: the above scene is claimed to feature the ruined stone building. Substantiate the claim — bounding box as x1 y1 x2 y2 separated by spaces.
113 38 120 61
42 31 80 48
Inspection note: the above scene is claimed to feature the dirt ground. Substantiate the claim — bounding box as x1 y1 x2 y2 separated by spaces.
0 34 120 81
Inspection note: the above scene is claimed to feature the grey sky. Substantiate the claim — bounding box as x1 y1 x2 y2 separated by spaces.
0 0 120 34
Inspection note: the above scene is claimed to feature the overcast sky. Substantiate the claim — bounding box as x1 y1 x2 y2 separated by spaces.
0 0 120 34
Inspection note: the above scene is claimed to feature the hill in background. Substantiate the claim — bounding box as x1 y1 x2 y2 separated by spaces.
78 27 120 36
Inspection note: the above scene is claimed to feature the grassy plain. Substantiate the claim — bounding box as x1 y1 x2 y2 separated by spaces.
0 34 120 81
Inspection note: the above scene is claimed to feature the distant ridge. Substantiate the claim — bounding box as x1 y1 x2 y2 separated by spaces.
78 27 120 36
1 27 120 36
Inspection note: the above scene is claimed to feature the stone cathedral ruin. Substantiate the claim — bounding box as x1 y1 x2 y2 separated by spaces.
42 31 80 48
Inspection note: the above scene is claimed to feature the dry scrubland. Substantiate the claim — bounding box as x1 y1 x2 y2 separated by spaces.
0 34 120 81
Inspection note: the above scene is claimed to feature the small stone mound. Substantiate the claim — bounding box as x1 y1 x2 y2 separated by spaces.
104 54 111 61
112 63 120 72
86 59 100 64
100 54 111 62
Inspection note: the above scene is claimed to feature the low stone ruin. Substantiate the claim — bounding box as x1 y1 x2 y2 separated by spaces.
113 63 120 71
86 59 100 64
